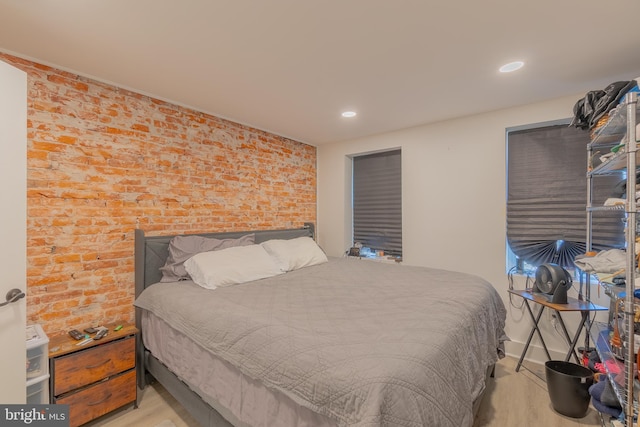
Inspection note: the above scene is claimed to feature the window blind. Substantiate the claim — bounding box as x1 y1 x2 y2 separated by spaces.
507 124 624 269
353 149 402 256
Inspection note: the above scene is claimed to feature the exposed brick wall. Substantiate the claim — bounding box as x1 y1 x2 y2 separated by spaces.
0 53 316 338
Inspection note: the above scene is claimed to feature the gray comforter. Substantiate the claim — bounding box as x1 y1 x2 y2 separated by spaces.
135 257 507 427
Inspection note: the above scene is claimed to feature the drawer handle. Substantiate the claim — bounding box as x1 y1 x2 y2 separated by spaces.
87 393 112 406
85 358 111 369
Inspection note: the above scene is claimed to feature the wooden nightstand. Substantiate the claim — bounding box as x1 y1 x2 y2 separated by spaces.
49 324 138 427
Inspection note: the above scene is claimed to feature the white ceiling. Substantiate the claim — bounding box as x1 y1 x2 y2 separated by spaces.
1 1 639 146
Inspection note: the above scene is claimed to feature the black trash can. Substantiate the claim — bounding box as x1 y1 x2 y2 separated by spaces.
545 360 594 418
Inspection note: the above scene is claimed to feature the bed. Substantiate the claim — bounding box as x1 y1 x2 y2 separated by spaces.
134 224 507 427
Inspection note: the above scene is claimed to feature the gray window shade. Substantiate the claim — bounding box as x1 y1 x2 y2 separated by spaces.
353 150 402 256
507 124 624 268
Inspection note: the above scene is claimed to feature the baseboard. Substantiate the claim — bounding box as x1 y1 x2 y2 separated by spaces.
504 340 576 366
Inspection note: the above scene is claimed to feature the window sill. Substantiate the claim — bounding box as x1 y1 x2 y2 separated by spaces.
349 255 402 264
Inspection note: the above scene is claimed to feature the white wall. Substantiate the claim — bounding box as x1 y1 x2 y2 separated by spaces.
317 94 611 365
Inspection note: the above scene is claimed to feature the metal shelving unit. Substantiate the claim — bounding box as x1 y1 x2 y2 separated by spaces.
588 92 639 427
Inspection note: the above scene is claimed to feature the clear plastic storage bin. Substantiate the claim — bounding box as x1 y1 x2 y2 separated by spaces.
26 374 49 404
26 324 49 403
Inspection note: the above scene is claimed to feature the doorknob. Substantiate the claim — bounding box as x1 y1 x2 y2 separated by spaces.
0 288 25 307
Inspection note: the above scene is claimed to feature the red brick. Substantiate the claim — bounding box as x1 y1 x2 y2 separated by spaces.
0 51 316 338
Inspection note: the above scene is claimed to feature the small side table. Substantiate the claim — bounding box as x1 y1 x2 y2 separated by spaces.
508 289 607 372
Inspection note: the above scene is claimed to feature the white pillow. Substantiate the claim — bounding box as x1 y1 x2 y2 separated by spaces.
261 236 328 272
184 245 283 289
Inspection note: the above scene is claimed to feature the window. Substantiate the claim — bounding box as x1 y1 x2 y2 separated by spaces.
506 120 624 273
352 149 402 257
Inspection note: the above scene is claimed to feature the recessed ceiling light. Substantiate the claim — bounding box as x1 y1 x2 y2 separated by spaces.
499 61 524 73
341 111 357 118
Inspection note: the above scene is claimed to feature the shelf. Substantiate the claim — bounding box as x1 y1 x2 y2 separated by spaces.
602 282 626 298
589 150 640 176
590 103 640 147
592 322 628 405
588 205 627 212
588 91 638 427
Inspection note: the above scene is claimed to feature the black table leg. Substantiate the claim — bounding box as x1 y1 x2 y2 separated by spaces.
560 311 587 364
516 301 551 372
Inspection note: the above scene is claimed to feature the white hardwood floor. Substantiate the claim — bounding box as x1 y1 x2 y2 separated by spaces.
85 356 606 427
475 356 602 427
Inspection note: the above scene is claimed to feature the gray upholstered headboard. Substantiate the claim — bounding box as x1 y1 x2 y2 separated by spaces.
134 223 315 297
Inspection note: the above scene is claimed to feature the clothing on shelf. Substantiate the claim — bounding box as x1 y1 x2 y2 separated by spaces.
574 249 626 274
571 80 638 130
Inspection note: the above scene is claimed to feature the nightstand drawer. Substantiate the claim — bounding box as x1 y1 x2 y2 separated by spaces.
56 369 136 427
53 336 135 395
